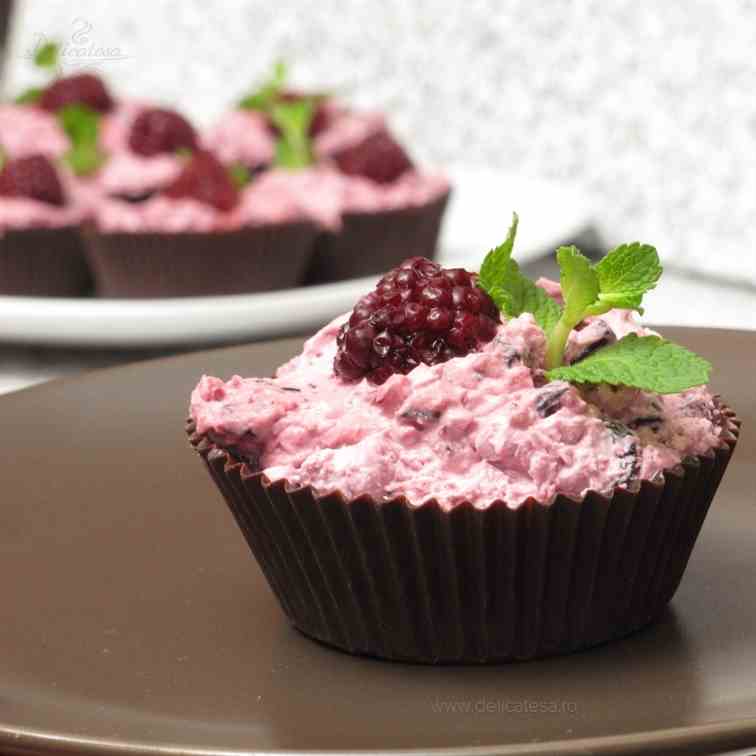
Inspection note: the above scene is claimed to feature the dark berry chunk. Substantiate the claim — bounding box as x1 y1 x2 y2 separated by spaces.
334 257 499 384
535 385 569 418
128 108 198 157
627 415 663 431
162 150 238 211
39 73 114 113
0 155 65 206
332 129 413 184
399 408 442 430
566 319 617 364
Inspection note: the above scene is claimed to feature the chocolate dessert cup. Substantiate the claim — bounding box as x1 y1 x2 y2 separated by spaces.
0 226 91 297
188 404 739 664
85 221 319 298
305 189 450 284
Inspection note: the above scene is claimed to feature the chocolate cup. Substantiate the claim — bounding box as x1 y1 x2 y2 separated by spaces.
0 226 91 297
187 404 739 664
84 221 319 298
305 189 450 284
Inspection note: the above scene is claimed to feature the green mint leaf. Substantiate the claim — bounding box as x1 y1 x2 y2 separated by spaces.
557 245 599 325
546 334 711 394
479 212 519 293
271 99 314 170
478 213 562 333
228 162 251 188
14 86 43 104
58 104 106 176
544 245 599 369
34 41 59 69
488 278 561 333
239 60 288 111
585 242 662 317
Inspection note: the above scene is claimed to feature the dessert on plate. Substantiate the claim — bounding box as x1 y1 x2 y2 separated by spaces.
0 154 92 296
204 62 451 284
0 55 109 295
188 216 739 663
86 149 321 297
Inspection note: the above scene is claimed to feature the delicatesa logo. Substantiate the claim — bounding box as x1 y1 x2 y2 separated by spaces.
24 18 131 73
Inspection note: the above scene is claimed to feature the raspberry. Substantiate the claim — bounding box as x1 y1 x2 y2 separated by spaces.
128 108 198 157
162 150 238 211
0 155 65 206
332 129 414 184
334 257 500 384
39 73 114 113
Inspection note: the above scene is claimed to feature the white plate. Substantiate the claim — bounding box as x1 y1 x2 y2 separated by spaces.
0 169 592 347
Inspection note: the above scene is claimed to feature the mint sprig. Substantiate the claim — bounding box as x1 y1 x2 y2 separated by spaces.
546 334 711 394
477 214 710 394
228 162 251 188
58 104 106 176
34 42 59 69
238 60 287 111
14 87 44 105
479 214 561 333
13 41 60 105
270 99 314 170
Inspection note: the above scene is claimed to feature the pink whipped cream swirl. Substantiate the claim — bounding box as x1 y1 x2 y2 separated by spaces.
92 167 449 233
0 105 69 160
0 172 95 233
201 110 276 168
190 299 724 510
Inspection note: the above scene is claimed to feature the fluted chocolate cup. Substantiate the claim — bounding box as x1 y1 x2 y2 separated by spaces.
305 189 450 284
187 403 739 664
84 221 319 298
0 226 91 296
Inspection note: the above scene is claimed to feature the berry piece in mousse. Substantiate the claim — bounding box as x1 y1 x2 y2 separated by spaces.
39 73 114 114
334 256 500 384
332 129 414 184
0 154 65 206
128 107 198 157
162 150 239 212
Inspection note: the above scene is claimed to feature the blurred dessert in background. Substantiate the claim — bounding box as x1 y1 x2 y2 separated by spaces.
0 53 450 298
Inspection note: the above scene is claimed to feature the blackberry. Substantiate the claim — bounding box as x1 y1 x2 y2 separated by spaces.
128 107 198 157
334 257 500 384
39 73 114 113
332 129 414 184
0 154 65 206
162 150 238 211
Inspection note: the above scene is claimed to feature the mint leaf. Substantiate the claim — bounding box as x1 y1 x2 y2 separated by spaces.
228 162 251 188
15 86 43 105
546 334 711 394
271 99 314 170
479 212 519 293
544 246 599 369
239 60 287 111
34 41 59 69
586 242 662 316
478 213 562 333
58 104 106 176
557 245 599 325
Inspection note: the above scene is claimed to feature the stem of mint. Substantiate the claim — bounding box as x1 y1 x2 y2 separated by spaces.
545 320 572 370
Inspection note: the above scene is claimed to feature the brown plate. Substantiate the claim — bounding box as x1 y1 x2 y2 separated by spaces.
1 327 754 755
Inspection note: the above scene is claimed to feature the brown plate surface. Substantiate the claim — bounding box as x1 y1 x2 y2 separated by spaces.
1 327 755 755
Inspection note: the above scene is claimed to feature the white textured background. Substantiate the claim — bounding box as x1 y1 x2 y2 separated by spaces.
4 0 756 286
